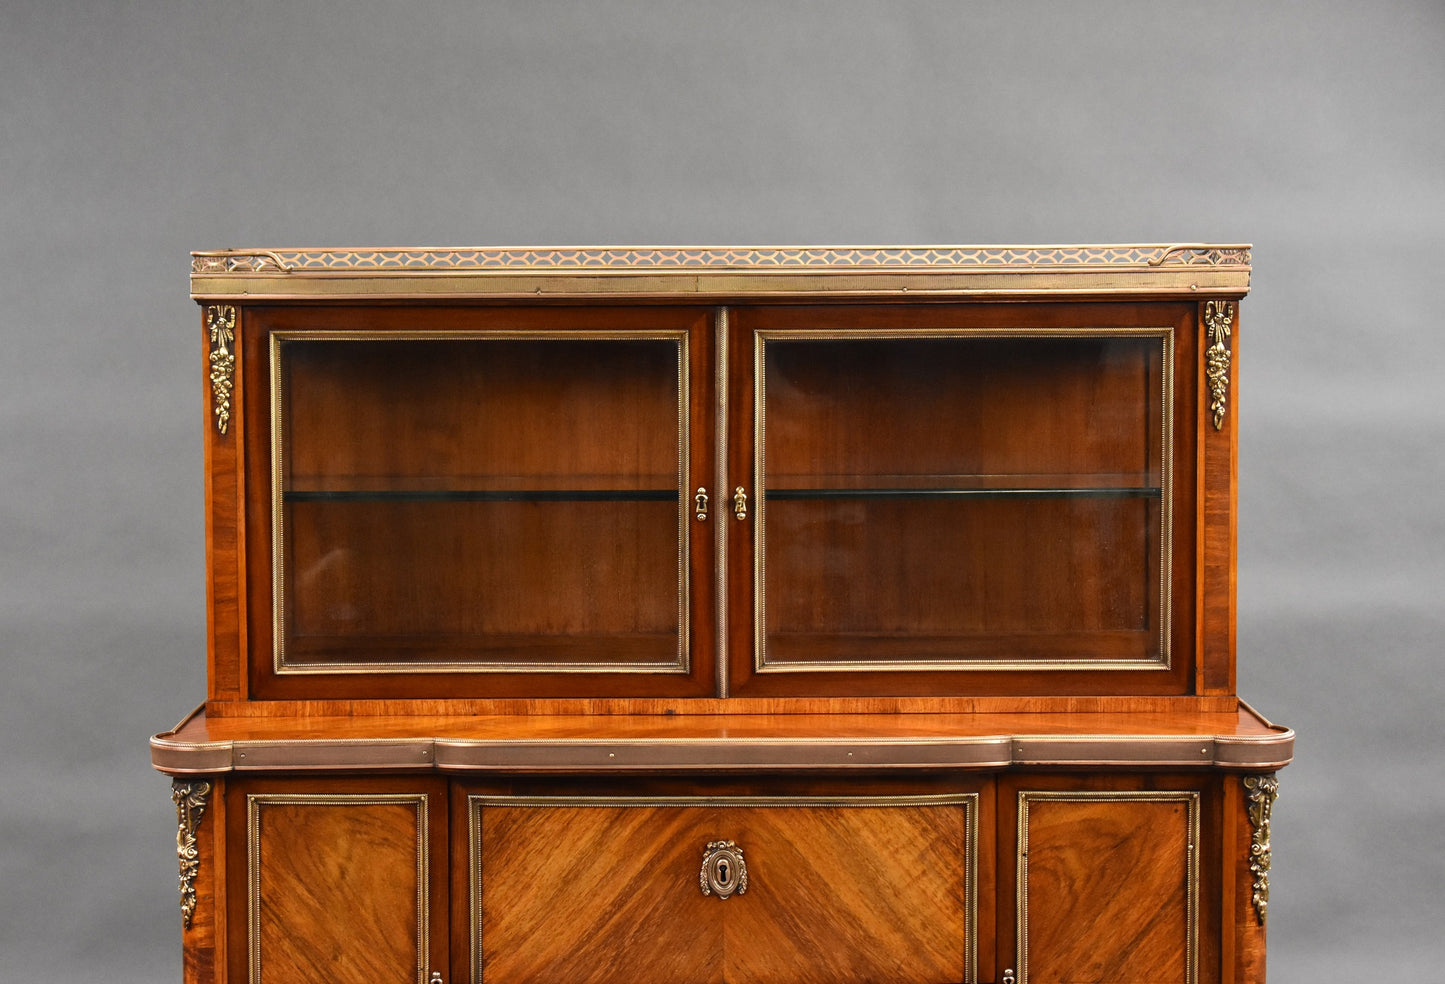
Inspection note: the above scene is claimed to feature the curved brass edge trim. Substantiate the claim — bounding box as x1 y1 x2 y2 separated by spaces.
468 790 980 984
247 793 429 984
194 244 1251 274
1017 790 1200 984
171 779 211 929
436 737 1013 771
1243 774 1279 926
151 729 1293 774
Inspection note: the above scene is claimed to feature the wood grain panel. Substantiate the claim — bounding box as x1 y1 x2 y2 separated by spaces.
1018 791 1198 984
473 796 976 984
476 804 723 984
182 778 224 984
247 793 428 984
205 307 245 702
1197 301 1240 695
721 803 971 984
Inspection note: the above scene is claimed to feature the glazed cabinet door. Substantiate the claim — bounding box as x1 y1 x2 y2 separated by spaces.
726 303 1199 697
239 305 718 700
464 784 990 983
226 778 449 984
997 775 1219 984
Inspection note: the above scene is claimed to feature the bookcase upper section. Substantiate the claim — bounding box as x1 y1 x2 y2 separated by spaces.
193 245 1248 708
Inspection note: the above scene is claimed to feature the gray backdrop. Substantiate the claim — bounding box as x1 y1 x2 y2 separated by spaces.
3 1 1441 980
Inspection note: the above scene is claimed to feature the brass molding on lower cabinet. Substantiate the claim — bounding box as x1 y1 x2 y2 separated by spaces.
170 779 211 928
1243 773 1279 926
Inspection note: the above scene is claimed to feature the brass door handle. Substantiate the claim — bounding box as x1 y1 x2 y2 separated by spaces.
700 840 748 899
695 487 709 522
733 487 748 521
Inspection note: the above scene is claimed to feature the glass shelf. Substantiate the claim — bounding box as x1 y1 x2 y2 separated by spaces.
284 489 679 503
766 487 1160 500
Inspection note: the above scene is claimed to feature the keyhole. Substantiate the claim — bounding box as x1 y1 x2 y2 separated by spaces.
717 859 730 884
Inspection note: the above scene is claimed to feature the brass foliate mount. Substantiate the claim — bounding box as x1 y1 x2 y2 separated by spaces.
171 779 212 928
1243 773 1278 926
1204 300 1234 430
207 305 236 435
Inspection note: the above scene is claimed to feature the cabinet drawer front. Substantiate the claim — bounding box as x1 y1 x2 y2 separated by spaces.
471 795 978 984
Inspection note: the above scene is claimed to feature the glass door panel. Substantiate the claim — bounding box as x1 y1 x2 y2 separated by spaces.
755 331 1171 672
272 333 689 673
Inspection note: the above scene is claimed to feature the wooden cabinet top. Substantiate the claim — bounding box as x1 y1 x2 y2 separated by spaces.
151 701 1292 776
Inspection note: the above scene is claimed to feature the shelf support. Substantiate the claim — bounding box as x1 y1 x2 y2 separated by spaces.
171 779 211 928
1243 773 1278 925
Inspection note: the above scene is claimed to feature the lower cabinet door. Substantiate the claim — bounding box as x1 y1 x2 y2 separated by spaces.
228 778 449 984
468 791 983 984
1003 777 1211 984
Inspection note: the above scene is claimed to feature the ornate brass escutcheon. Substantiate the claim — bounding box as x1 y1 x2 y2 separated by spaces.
699 840 748 899
733 487 748 521
695 487 709 522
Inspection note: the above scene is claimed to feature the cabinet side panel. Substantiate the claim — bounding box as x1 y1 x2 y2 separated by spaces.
1227 779 1268 982
246 794 428 984
181 778 224 984
1021 793 1198 984
1197 300 1239 695
205 306 245 702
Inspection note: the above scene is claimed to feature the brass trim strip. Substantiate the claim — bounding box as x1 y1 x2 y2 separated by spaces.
171 779 211 928
206 306 236 435
268 329 691 676
191 245 1252 300
752 326 1173 674
1243 773 1279 925
151 726 1297 775
715 307 731 698
468 791 979 984
1016 789 1199 984
247 793 429 984
1204 300 1234 430
195 244 1251 273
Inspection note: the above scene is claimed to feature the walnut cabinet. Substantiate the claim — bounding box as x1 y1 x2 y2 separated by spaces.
154 245 1291 984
